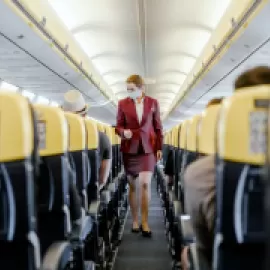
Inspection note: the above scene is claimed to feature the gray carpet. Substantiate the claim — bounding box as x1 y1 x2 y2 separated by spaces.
113 182 171 270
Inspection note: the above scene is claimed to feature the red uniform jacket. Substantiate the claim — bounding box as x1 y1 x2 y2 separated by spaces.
116 96 163 154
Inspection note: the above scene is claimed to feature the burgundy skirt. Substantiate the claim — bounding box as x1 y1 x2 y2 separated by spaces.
123 153 156 177
122 141 156 177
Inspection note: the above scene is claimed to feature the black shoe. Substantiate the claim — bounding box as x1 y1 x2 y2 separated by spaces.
131 226 140 233
140 225 152 238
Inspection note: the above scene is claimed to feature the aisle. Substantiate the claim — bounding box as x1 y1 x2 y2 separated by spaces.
113 179 171 270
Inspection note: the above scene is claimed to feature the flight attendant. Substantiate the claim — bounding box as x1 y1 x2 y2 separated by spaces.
116 74 163 237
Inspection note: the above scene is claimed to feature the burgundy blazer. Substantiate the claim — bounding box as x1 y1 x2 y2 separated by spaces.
116 96 163 154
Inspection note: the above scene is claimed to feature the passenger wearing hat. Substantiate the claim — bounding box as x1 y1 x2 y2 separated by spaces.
62 89 89 116
62 90 112 196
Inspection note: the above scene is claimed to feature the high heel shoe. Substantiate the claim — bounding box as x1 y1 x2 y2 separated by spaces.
140 225 152 238
131 224 140 233
131 227 140 233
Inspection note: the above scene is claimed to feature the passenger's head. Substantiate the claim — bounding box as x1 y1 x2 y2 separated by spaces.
206 97 224 108
62 90 88 117
126 74 145 100
234 66 270 90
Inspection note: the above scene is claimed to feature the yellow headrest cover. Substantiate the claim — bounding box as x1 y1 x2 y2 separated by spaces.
114 129 119 145
198 104 221 155
84 118 98 150
187 114 201 152
177 125 181 148
179 119 190 149
164 133 168 145
97 123 105 133
65 112 86 151
34 105 68 157
172 126 179 148
168 130 173 146
111 127 117 146
0 92 34 162
170 129 174 147
218 86 269 165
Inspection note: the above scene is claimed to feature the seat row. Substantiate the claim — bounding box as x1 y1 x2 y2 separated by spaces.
0 91 128 270
156 85 269 270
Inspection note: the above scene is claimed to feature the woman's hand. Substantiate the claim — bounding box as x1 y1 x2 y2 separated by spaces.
156 150 162 160
123 129 132 139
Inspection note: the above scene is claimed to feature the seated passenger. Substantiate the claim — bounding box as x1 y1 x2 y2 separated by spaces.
183 66 270 269
98 129 112 191
164 144 175 186
62 90 112 191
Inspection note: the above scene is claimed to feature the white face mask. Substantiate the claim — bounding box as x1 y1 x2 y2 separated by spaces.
128 89 142 100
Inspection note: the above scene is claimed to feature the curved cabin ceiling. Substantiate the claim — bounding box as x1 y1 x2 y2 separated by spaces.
47 0 232 119
0 0 267 126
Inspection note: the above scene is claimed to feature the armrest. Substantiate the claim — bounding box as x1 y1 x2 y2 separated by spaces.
180 215 195 244
41 242 72 270
70 216 93 242
80 216 93 240
188 243 199 270
168 190 177 203
0 168 16 241
108 182 116 193
88 200 100 217
173 200 182 218
156 163 164 169
113 177 119 186
156 164 164 177
84 261 96 270
100 190 111 204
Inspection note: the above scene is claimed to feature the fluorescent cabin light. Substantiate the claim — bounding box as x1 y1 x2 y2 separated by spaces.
36 96 50 105
22 90 35 101
0 81 18 92
50 101 59 107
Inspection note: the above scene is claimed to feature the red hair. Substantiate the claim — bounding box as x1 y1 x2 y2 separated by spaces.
126 74 144 88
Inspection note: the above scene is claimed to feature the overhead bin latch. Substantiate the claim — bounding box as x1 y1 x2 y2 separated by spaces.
40 16 46 27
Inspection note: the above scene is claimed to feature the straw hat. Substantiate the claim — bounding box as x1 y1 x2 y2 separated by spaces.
62 90 88 115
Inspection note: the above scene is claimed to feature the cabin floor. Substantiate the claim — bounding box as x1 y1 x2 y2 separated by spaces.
113 179 171 270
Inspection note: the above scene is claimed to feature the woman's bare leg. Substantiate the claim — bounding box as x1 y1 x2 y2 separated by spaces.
181 246 189 270
138 171 152 231
128 175 139 228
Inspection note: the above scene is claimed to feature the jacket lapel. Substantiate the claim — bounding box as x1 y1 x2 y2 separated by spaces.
141 96 151 125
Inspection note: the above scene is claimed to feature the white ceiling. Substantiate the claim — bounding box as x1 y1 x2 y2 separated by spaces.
0 0 117 123
47 0 232 118
165 1 270 130
0 0 268 126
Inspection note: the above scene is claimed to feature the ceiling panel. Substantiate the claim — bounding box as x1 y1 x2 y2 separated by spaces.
145 0 232 114
163 1 270 130
48 0 144 100
0 34 71 98
1 0 268 127
47 0 232 117
0 0 118 124
0 31 115 122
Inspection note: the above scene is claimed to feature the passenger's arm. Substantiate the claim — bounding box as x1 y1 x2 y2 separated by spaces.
115 101 125 138
152 100 163 151
184 156 216 267
98 134 112 190
99 159 112 190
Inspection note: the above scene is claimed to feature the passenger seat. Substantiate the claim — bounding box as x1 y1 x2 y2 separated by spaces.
0 92 41 270
34 105 74 267
213 86 268 270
